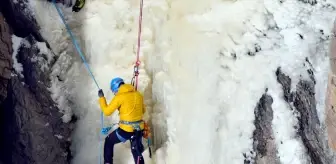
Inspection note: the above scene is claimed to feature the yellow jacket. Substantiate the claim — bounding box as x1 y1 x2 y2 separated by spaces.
99 84 145 132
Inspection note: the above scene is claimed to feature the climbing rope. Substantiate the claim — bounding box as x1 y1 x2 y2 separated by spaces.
130 0 154 162
131 0 153 161
51 1 104 164
131 0 144 91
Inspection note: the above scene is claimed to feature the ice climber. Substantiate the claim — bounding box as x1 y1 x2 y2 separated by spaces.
98 77 146 164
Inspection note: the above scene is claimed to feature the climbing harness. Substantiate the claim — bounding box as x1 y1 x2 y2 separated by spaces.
51 1 104 164
116 120 143 142
120 120 143 130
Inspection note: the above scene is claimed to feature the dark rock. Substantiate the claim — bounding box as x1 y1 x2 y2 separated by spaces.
1 69 71 164
0 0 43 41
293 80 324 163
0 1 73 164
276 67 336 164
0 12 13 102
275 67 292 102
252 93 280 164
298 0 317 5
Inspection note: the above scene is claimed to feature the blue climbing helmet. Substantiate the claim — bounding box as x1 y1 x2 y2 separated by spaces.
110 77 124 93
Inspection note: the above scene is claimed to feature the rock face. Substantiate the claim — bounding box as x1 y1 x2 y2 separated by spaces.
246 66 336 164
276 67 336 164
0 0 73 164
251 92 280 164
0 13 13 102
244 65 336 164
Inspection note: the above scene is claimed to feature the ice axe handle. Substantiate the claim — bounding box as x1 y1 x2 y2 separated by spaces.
148 139 152 158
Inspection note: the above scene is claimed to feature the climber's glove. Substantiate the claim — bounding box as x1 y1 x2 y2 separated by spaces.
98 89 104 97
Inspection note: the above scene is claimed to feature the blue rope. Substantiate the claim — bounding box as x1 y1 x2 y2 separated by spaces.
51 0 100 89
51 1 104 164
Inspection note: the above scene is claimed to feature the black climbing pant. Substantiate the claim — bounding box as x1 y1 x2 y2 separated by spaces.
104 128 144 164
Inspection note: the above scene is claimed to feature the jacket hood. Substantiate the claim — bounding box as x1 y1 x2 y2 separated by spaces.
117 84 135 94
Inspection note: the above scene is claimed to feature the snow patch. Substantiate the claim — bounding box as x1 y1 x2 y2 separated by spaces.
31 41 54 72
11 35 24 77
36 41 53 63
54 134 64 139
270 88 307 164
